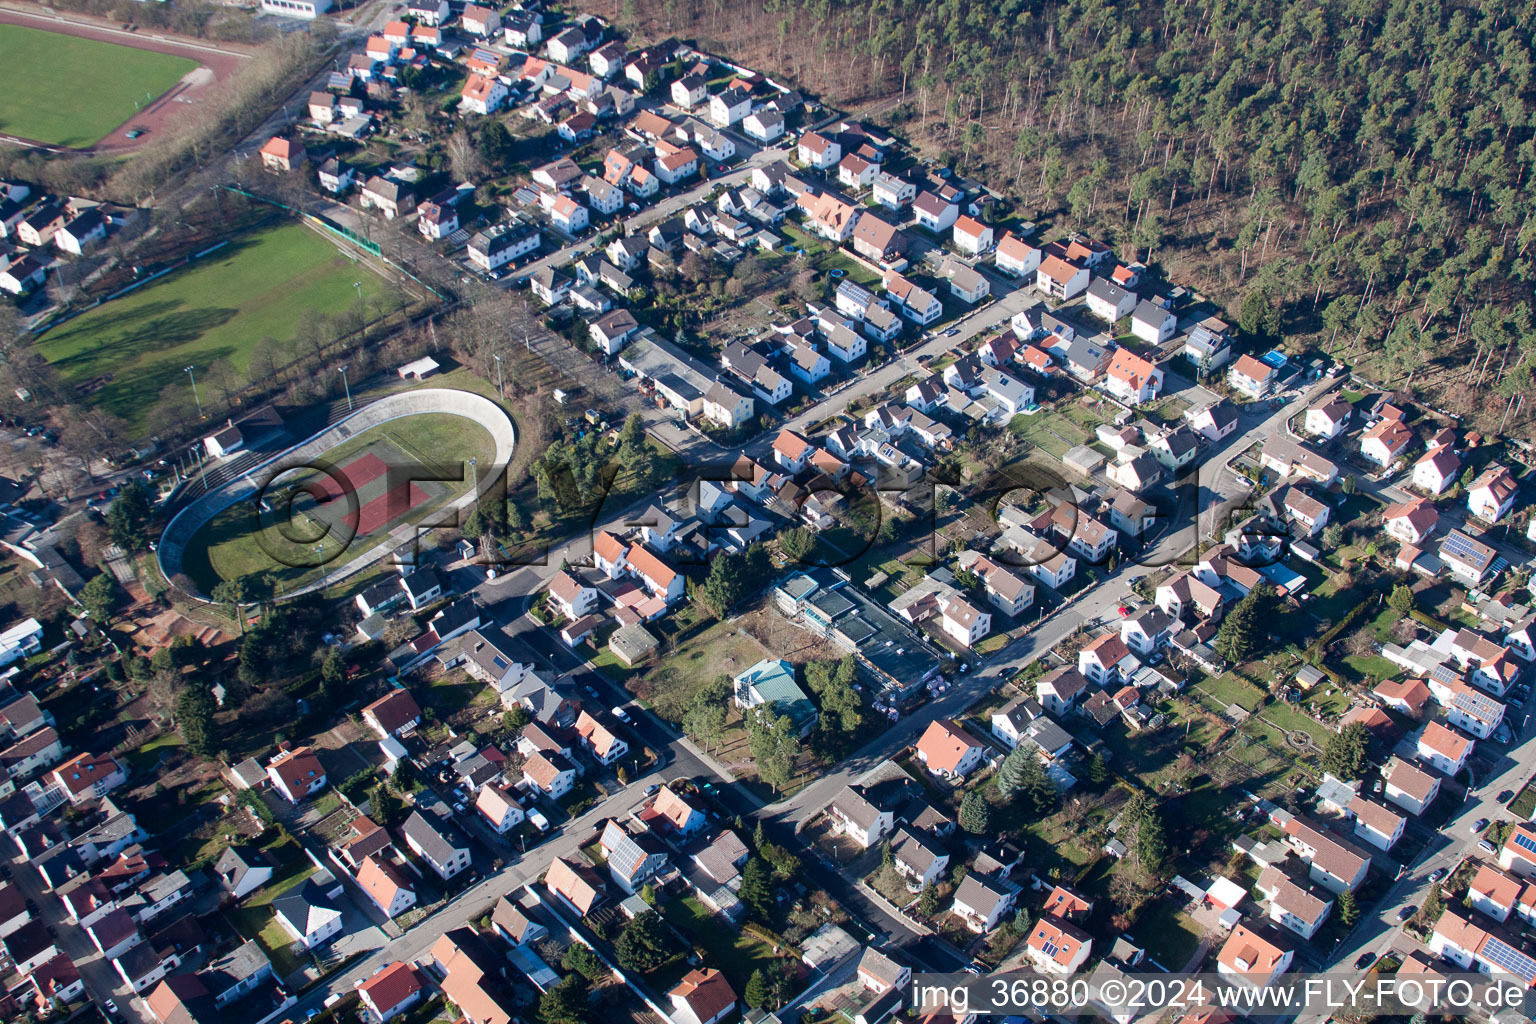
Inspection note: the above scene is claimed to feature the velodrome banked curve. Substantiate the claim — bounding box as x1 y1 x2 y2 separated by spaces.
157 388 515 602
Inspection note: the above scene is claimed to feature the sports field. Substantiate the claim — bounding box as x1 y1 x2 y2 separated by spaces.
36 224 390 431
0 23 198 147
181 414 497 595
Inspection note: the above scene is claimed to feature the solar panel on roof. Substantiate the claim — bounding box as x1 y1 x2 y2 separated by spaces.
1480 937 1536 980
1514 831 1536 856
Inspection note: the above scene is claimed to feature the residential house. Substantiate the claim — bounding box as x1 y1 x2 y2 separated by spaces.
883 270 942 325
574 711 629 766
1025 916 1093 975
708 87 752 127
1130 300 1177 344
1305 397 1352 440
798 190 860 242
913 191 959 232
669 969 737 1024
851 214 904 263
359 176 416 220
915 719 987 780
474 785 525 834
402 811 470 881
1413 448 1461 495
356 856 417 920
1347 796 1405 851
953 215 993 255
1036 256 1089 300
259 137 306 173
460 5 500 35
857 947 911 995
272 881 343 949
1383 497 1439 546
1469 465 1518 522
522 750 578 799
743 109 784 142
942 258 990 304
1360 416 1416 468
1255 865 1332 941
1469 864 1525 924
545 856 606 916
362 691 421 740
598 820 668 893
1085 278 1136 324
647 785 707 837
1217 923 1293 988
1103 349 1163 405
1227 354 1278 400
53 753 126 804
798 131 842 169
357 962 426 1023
1078 633 1133 686
213 847 272 901
1279 813 1371 893
952 872 1019 933
55 209 106 255
871 172 916 210
416 201 458 241
1037 668 1089 717
1440 529 1498 585
996 233 1041 278
626 543 685 604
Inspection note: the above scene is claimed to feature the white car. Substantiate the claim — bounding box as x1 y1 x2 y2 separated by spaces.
528 810 551 832
612 705 631 722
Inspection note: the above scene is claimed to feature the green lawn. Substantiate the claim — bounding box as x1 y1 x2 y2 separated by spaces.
227 859 317 980
1130 898 1204 970
180 412 496 595
663 895 786 991
0 24 197 147
1008 407 1093 459
36 223 392 430
637 616 767 722
1195 672 1265 712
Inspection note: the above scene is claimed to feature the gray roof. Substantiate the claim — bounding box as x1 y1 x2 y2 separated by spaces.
1132 298 1172 325
600 819 666 881
403 810 467 866
857 946 908 987
890 826 945 873
202 939 270 995
214 846 267 892
140 870 192 904
692 830 749 883
994 697 1039 734
954 872 1017 918
271 880 339 936
1086 277 1131 307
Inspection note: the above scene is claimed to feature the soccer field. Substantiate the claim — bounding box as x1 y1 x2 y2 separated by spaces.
0 24 198 147
181 414 497 596
36 223 391 431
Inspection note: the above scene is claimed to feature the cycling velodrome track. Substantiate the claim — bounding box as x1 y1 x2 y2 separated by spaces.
157 388 515 602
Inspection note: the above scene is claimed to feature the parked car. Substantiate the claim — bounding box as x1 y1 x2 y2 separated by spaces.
1473 818 1490 833
1480 839 1498 854
1397 905 1416 921
612 705 631 722
1354 952 1376 969
1428 868 1446 882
